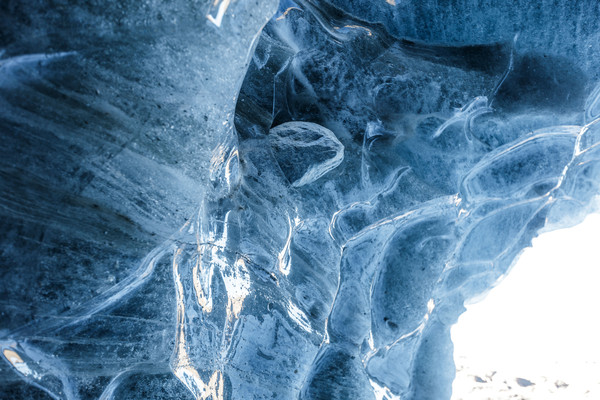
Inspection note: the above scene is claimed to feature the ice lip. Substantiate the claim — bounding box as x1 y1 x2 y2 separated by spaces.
269 121 344 187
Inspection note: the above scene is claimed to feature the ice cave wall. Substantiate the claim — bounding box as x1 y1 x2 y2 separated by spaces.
1 0 600 399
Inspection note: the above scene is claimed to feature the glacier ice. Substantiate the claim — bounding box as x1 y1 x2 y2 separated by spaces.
1 0 600 399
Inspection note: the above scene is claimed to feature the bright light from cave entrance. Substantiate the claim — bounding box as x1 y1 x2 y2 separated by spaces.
451 213 600 399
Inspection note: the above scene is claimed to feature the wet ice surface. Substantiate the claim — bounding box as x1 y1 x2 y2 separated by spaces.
1 0 600 399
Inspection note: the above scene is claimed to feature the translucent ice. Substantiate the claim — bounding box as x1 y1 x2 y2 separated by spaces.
1 0 600 399
268 121 344 187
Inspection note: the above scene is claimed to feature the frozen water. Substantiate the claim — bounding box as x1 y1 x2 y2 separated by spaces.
268 121 344 187
1 0 600 399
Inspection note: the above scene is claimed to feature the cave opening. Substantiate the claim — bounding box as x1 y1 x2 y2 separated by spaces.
451 213 600 399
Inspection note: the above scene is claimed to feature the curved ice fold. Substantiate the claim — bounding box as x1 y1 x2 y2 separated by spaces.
586 85 600 123
460 126 580 203
2 0 600 399
269 121 344 187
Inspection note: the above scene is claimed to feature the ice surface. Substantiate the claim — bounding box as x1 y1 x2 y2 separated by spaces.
268 121 344 187
1 0 600 399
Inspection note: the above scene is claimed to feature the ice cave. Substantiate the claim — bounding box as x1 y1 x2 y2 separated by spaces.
1 0 600 399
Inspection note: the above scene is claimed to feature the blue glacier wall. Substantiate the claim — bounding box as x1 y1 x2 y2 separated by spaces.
1 0 600 399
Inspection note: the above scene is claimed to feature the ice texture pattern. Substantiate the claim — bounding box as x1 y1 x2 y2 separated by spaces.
1 0 600 399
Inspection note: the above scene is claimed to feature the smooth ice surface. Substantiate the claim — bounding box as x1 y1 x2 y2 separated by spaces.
1 0 600 399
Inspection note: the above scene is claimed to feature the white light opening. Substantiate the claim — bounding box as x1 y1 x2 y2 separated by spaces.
451 213 600 399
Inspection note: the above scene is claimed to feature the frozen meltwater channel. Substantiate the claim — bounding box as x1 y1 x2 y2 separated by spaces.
452 213 600 399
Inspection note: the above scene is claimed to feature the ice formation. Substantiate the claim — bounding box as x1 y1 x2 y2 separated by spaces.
1 0 600 399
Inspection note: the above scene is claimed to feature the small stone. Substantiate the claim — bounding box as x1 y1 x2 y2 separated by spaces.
555 380 569 389
515 377 535 387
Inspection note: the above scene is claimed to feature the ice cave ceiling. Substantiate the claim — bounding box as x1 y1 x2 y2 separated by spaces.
1 0 600 399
